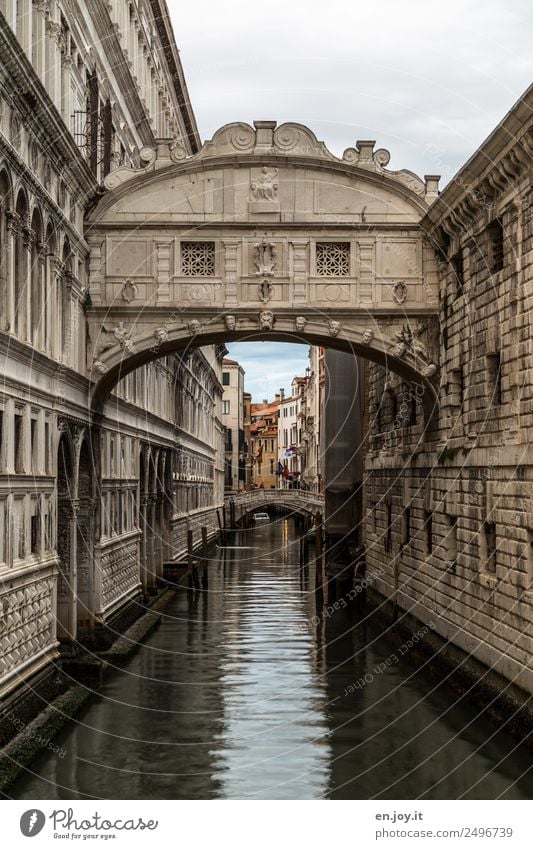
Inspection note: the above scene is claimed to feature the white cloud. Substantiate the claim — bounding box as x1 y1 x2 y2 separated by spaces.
168 0 532 393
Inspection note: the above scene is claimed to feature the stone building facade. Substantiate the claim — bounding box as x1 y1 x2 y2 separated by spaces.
221 357 246 491
0 1 223 699
250 399 279 490
364 86 533 695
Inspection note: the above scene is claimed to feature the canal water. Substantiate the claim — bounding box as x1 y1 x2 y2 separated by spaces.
10 518 533 800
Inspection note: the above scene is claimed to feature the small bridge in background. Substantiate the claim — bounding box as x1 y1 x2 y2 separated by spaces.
225 490 324 525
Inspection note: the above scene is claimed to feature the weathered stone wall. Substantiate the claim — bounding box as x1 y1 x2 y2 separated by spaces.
364 87 533 694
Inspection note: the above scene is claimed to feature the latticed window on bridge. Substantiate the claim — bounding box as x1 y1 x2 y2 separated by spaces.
181 242 216 276
315 242 351 276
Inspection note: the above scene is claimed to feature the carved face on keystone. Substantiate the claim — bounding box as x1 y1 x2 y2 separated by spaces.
259 311 274 330
225 315 236 331
362 329 374 345
295 316 307 332
189 320 201 335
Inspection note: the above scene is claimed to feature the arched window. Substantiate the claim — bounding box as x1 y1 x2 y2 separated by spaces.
44 222 57 357
61 239 73 358
14 190 28 340
30 208 43 348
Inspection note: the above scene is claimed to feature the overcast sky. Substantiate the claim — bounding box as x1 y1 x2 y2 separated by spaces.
168 0 532 400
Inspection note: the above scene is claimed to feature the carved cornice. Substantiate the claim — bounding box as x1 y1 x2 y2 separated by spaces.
423 84 533 235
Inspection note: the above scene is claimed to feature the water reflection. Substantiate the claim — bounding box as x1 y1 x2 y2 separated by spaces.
9 518 533 800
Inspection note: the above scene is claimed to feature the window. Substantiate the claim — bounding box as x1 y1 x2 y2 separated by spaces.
270 459 274 475
487 219 504 273
222 372 230 386
450 249 464 294
316 242 350 276
223 400 230 415
403 507 411 545
31 508 40 555
483 522 497 573
486 352 502 405
14 413 23 474
447 515 458 572
30 418 38 473
181 241 215 276
450 367 464 410
384 502 392 553
425 510 433 554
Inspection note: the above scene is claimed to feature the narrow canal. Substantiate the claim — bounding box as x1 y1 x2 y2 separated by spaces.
11 518 532 800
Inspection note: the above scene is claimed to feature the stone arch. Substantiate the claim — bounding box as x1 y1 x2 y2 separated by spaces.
90 319 439 423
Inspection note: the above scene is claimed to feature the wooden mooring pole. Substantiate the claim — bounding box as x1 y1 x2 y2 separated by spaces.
187 529 199 590
201 525 208 589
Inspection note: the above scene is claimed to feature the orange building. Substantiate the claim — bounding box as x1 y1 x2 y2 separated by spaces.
250 397 279 489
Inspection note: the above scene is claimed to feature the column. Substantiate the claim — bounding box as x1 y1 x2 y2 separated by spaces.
290 239 308 304
223 240 239 306
4 211 17 334
155 238 172 303
22 224 34 343
31 0 47 76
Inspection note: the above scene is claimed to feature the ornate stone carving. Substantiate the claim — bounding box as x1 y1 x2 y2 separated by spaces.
188 319 202 335
316 242 350 277
120 280 138 302
295 316 307 332
250 167 278 202
93 360 109 374
421 363 437 378
362 328 374 345
391 280 407 304
225 314 236 331
329 319 341 337
259 310 274 331
103 147 157 190
112 322 136 354
153 326 169 345
181 241 215 276
258 279 273 303
253 239 277 276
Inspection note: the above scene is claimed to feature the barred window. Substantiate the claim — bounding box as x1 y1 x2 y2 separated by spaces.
316 242 350 276
181 241 215 276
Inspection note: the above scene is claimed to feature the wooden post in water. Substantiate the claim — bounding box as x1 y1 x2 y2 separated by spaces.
201 525 208 589
315 511 326 601
187 529 199 589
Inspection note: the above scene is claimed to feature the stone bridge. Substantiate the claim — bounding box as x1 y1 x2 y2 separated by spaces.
226 489 325 523
85 120 441 420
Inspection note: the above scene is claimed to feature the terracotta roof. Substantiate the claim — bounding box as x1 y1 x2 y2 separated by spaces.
222 358 239 365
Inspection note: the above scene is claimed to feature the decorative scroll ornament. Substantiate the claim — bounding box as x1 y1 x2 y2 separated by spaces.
391 280 408 305
258 279 273 303
93 360 109 374
121 280 138 302
329 319 341 337
259 310 274 331
254 239 277 276
250 167 278 202
225 314 236 331
295 316 307 332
